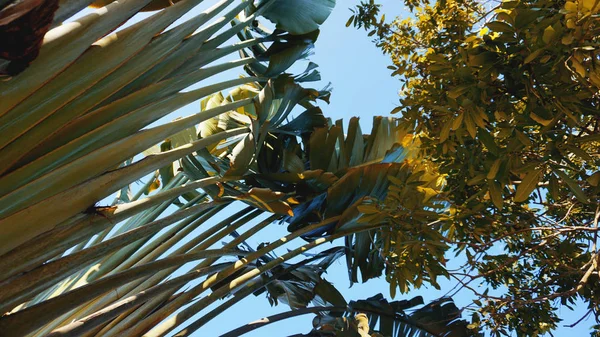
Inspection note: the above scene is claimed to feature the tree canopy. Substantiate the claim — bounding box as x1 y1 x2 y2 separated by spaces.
349 0 600 335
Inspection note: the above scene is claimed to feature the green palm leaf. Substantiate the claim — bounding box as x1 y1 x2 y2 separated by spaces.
0 1 472 337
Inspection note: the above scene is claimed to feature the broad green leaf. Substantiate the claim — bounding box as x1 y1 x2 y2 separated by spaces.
0 0 204 152
0 200 223 313
42 263 229 336
0 128 247 256
0 78 256 211
0 252 240 336
258 0 336 35
0 176 223 281
345 117 365 167
0 0 233 170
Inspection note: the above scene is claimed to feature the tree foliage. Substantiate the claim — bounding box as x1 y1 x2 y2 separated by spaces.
0 1 475 336
350 0 600 336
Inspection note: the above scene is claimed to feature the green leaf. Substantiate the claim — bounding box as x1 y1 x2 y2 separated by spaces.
259 0 336 35
486 159 502 180
0 0 154 114
346 15 354 27
529 112 553 126
226 132 256 176
0 0 204 152
488 180 504 210
465 113 477 138
439 120 452 143
549 174 560 200
313 279 347 307
514 168 542 202
0 252 238 336
486 21 514 33
467 174 486 186
0 128 247 256
555 170 588 203
447 85 470 99
523 48 544 64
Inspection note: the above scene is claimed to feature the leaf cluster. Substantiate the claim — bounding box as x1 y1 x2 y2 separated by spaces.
350 0 600 335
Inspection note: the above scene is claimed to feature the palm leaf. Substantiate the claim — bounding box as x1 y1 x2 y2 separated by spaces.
0 1 459 337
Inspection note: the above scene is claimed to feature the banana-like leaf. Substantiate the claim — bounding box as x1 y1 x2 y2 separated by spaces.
257 0 336 35
0 251 244 336
0 201 223 312
306 294 479 337
0 0 231 171
0 2 424 337
45 263 231 337
0 128 247 256
0 0 205 150
256 246 346 309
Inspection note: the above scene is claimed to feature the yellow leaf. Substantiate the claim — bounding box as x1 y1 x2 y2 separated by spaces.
530 112 553 126
216 182 225 198
571 58 587 78
564 1 578 12
147 178 161 194
542 26 556 44
588 71 600 87
487 159 502 179
439 120 452 143
357 204 379 214
562 34 575 45
587 171 600 186
452 112 464 130
539 55 552 63
417 186 439 203
465 113 477 138
583 0 597 11
524 49 544 64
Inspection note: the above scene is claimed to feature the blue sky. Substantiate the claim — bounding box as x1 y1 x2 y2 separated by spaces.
73 1 594 336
